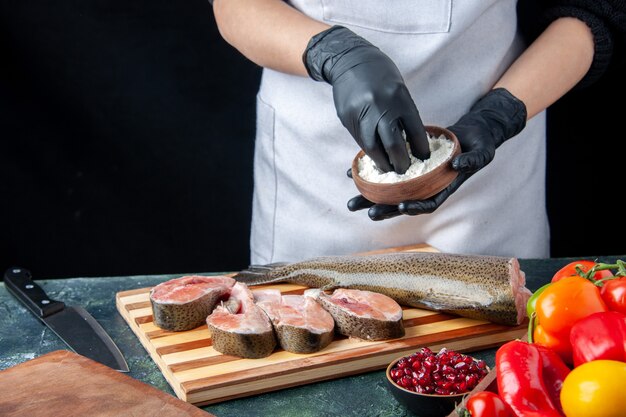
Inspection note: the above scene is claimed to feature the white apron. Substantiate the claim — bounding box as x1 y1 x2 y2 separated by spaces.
250 0 550 264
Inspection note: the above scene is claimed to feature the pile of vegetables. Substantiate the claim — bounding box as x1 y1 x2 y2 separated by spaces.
459 259 626 417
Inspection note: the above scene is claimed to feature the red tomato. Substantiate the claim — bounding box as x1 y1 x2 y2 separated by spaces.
465 391 512 417
601 277 626 315
551 260 613 283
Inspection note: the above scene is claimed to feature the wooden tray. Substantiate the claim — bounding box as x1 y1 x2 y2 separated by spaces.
116 261 527 406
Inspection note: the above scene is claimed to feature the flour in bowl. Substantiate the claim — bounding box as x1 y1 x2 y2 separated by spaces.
358 134 455 184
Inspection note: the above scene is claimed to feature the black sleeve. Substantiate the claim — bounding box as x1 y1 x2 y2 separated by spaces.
518 0 626 88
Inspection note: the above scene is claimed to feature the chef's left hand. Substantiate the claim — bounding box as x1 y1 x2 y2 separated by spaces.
347 88 527 221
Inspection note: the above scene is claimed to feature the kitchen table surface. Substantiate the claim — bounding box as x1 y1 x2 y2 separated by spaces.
1 254 623 417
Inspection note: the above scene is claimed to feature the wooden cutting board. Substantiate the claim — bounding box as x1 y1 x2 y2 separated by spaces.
0 350 214 417
116 244 527 406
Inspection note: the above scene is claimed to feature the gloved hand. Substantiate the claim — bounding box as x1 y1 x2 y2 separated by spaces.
347 88 528 220
303 25 430 174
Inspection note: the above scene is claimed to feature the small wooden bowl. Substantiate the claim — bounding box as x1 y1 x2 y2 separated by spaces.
385 357 465 417
351 126 460 205
385 351 491 417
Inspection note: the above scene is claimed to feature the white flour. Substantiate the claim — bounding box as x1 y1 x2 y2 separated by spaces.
358 134 454 183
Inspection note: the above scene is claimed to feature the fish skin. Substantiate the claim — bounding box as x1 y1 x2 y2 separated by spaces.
234 252 531 326
316 289 404 341
274 325 334 354
209 326 276 359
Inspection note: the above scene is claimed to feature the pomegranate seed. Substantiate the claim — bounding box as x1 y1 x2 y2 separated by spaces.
466 374 478 389
454 361 468 370
400 376 412 388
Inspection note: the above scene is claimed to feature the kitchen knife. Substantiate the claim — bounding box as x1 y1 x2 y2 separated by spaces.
3 267 129 372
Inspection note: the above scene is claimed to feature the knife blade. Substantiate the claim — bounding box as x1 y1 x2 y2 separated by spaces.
3 266 129 372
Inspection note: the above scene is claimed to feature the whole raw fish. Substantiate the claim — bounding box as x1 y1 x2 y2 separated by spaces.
234 252 531 326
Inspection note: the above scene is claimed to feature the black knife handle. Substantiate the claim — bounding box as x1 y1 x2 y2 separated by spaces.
4 267 65 318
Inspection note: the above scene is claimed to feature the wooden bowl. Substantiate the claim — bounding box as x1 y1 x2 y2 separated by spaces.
385 350 489 417
351 126 460 205
385 357 465 417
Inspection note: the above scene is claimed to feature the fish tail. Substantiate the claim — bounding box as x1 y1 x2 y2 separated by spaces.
233 263 289 285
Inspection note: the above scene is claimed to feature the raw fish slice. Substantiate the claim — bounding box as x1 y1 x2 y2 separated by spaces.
317 288 405 341
254 289 335 354
207 283 276 358
251 288 282 305
149 275 235 331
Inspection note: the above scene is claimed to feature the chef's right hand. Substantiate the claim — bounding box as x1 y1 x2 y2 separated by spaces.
303 25 430 174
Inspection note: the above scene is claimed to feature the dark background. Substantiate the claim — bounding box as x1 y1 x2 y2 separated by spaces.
1 2 624 279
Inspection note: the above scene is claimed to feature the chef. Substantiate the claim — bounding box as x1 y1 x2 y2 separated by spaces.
210 0 625 264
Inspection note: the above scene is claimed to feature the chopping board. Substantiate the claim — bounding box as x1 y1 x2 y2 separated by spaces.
116 244 527 406
0 350 214 417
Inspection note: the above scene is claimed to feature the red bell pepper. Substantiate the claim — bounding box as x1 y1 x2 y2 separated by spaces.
534 344 570 415
496 340 569 417
570 310 626 367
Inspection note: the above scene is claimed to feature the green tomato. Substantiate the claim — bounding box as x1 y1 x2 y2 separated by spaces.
526 283 552 319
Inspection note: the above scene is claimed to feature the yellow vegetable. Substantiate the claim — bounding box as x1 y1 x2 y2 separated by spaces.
561 360 626 417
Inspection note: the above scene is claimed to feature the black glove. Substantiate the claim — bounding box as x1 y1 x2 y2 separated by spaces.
303 25 430 174
347 88 527 220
